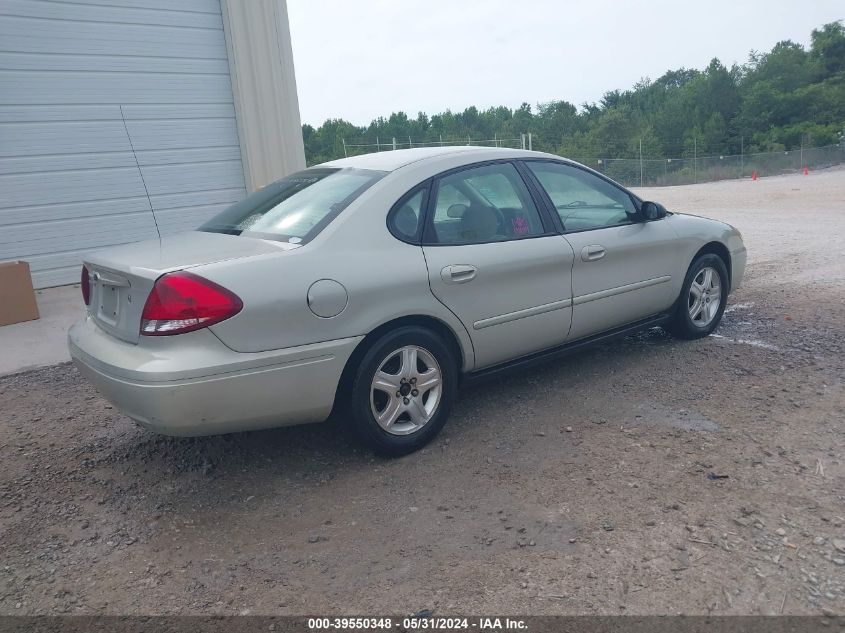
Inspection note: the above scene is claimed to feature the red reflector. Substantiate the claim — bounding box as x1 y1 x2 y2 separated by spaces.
140 272 242 336
81 265 91 306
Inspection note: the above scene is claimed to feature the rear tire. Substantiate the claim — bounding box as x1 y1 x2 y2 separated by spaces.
669 253 729 340
349 326 457 456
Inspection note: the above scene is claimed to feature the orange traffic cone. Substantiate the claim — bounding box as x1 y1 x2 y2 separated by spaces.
752 170 758 181
803 166 809 175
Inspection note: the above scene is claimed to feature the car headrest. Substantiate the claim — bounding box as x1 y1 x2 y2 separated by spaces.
447 203 468 218
460 206 499 241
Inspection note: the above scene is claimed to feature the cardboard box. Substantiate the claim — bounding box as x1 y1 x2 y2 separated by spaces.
0 260 40 326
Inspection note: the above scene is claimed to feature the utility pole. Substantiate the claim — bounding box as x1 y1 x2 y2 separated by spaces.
376 136 380 152
693 136 697 184
800 134 804 171
392 137 396 151
521 134 526 150
409 135 412 149
639 138 644 187
342 138 347 158
528 133 533 151
439 134 443 147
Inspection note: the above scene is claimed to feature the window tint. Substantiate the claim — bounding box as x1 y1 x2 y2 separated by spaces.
434 184 470 220
526 162 636 232
388 187 427 241
199 167 384 244
429 163 544 245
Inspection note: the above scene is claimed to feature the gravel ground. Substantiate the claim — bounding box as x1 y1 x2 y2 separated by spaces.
1 168 844 616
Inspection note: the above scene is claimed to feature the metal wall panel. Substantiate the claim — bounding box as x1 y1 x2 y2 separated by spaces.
0 0 247 288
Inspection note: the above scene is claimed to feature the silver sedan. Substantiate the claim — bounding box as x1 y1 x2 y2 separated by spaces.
69 147 746 455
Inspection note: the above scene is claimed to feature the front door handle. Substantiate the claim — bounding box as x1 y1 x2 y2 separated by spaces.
441 264 477 284
581 245 606 262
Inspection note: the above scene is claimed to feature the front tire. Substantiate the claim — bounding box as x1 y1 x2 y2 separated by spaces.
349 326 457 456
669 253 729 339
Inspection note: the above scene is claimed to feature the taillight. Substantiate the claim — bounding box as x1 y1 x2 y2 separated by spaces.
81 265 91 305
140 272 242 336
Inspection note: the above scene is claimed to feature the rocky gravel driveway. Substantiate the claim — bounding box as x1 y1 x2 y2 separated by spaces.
1 169 843 616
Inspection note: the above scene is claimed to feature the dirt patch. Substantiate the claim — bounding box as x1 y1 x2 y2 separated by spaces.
1 169 844 616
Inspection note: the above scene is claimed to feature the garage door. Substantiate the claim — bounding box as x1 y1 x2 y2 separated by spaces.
0 0 247 288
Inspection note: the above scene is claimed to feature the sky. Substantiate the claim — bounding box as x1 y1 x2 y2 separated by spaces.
286 0 844 127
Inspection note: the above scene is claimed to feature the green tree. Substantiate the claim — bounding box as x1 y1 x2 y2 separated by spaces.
811 21 845 76
301 21 845 165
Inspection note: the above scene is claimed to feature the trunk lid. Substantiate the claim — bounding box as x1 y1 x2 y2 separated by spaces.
84 231 296 343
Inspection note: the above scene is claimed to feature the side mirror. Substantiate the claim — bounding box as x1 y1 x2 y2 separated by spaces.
640 201 667 221
447 203 468 218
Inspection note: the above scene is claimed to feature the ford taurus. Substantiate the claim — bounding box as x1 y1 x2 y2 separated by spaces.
69 147 746 455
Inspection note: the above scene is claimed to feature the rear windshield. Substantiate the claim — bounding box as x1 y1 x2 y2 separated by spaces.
199 167 385 244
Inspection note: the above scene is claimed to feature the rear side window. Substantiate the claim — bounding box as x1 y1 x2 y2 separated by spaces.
427 163 545 245
434 183 470 220
387 185 428 242
200 167 385 244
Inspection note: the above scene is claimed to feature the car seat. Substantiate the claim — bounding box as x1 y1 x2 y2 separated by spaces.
460 205 501 242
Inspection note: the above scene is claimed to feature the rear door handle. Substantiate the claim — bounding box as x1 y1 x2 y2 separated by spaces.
581 245 606 262
441 264 477 284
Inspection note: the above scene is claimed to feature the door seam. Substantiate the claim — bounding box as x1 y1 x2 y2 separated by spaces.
419 246 477 370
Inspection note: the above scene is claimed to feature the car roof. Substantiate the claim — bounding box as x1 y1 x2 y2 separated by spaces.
318 146 558 172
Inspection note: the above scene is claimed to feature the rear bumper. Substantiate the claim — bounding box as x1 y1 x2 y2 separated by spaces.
68 317 362 436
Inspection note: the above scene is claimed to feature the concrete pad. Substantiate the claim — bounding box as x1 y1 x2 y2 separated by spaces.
0 284 86 376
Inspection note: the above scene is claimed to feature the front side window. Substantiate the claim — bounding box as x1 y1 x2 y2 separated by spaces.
526 162 636 232
199 167 384 244
428 163 545 245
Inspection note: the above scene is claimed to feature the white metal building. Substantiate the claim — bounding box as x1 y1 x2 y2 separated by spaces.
0 0 306 288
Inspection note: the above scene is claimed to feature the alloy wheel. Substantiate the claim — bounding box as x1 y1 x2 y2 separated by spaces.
369 345 443 435
688 266 722 327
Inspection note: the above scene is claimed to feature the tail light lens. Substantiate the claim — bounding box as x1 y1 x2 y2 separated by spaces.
140 272 242 336
81 265 91 305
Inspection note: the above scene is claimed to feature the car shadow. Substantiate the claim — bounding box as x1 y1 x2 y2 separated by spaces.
92 326 681 518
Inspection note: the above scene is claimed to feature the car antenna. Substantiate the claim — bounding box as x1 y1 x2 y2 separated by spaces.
119 105 161 240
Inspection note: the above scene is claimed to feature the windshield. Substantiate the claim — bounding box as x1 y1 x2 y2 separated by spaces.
199 167 385 244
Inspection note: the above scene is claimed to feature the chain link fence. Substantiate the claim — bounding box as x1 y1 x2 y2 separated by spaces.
337 135 844 186
341 135 526 155
590 144 845 187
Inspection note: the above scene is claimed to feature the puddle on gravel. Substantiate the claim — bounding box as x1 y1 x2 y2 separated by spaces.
709 302 782 352
709 333 781 351
724 301 755 314
630 401 721 432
